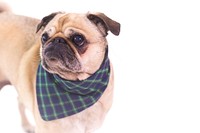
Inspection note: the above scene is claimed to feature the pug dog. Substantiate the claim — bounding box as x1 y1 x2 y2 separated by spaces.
0 5 120 133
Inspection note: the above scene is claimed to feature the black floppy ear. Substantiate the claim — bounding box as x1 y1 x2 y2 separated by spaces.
36 12 61 33
87 12 120 36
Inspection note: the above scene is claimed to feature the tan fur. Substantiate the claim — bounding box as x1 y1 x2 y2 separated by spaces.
0 10 119 133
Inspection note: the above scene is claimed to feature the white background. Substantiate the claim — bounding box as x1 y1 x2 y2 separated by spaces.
0 0 200 133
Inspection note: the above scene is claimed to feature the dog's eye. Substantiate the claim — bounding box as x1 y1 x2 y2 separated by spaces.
41 33 49 44
71 34 85 47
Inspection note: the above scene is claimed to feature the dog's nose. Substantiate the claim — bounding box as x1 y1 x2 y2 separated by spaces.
52 37 66 43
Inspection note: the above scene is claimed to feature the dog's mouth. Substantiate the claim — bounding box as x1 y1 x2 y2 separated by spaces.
41 37 82 73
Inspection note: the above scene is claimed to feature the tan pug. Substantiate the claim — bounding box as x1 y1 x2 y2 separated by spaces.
0 6 120 133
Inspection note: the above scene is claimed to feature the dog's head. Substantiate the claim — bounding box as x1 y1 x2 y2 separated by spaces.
36 12 120 80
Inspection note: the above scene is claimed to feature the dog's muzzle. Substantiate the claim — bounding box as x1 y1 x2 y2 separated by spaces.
43 37 81 71
44 37 71 61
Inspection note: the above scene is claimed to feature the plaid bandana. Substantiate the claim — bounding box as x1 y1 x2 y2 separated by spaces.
36 53 110 121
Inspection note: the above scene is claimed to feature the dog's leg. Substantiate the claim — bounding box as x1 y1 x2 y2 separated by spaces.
0 80 10 90
0 72 10 90
18 97 35 133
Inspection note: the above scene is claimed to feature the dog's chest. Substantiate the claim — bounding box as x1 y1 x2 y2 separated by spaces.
36 101 105 133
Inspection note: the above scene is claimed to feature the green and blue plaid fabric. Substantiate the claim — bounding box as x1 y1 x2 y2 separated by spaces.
36 55 110 121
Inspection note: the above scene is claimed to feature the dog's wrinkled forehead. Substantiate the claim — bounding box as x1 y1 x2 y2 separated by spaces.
36 12 65 33
36 12 120 36
36 12 95 36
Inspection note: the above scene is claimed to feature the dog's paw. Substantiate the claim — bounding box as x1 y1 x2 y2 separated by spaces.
22 124 35 133
25 130 35 133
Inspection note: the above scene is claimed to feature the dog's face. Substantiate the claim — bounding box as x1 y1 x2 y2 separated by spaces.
36 12 120 80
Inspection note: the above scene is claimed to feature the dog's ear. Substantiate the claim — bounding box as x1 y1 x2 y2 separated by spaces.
87 12 120 36
36 12 60 33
